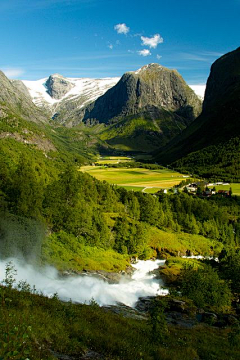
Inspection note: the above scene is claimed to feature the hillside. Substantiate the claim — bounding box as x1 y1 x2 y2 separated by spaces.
22 74 120 125
0 71 111 170
155 47 240 181
85 64 202 152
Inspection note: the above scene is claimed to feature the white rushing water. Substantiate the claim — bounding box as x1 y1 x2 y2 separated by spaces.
0 259 168 307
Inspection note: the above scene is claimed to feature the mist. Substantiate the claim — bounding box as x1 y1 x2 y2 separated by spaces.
0 258 168 307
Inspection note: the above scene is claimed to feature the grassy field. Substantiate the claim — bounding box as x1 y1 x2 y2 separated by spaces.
96 156 132 165
209 183 240 196
80 158 185 192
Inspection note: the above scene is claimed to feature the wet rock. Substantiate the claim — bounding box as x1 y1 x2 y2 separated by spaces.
168 298 187 313
165 311 198 328
201 312 218 325
79 351 105 359
61 268 133 284
50 350 105 360
103 302 147 321
135 296 156 312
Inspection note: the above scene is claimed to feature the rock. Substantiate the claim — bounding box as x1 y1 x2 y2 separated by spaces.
79 351 105 359
168 298 187 313
61 269 133 284
135 296 156 312
45 74 74 99
50 350 105 360
201 312 218 325
165 311 198 328
50 351 74 360
103 302 147 321
83 64 202 125
223 314 239 326
0 70 49 124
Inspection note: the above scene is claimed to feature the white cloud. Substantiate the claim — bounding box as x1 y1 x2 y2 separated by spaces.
156 54 162 60
114 23 130 35
2 67 25 78
141 34 163 49
138 49 151 57
180 53 209 62
108 44 113 50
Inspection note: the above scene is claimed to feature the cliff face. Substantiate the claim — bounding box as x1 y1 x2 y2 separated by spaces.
0 71 49 124
203 47 240 112
45 74 74 100
154 47 240 174
83 63 202 124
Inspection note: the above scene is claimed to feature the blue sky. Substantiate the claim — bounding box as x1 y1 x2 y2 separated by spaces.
0 0 239 84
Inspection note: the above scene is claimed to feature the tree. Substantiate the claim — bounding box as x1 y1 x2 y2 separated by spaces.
180 264 232 310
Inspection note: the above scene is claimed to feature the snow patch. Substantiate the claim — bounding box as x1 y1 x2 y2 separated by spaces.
189 85 206 99
22 76 120 110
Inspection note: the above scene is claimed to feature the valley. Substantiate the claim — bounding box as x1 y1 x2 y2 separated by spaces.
80 157 185 193
0 43 240 359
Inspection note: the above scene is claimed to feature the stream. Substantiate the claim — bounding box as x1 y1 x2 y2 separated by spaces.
0 258 168 307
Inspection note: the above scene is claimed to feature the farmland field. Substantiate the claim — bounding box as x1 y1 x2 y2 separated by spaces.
209 183 240 196
80 157 186 192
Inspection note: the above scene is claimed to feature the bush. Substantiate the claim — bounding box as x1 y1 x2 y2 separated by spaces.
180 264 232 310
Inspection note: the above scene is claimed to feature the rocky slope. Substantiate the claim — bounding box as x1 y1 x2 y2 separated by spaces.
0 71 49 124
0 71 105 162
82 63 202 125
22 75 120 122
154 47 240 179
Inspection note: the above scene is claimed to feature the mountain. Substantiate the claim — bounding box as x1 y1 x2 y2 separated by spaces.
0 71 49 124
22 74 120 124
20 65 203 153
84 63 202 152
155 47 240 181
83 63 202 124
0 71 108 168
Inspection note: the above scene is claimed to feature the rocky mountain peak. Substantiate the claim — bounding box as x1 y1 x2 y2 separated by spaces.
45 74 74 99
203 47 240 112
133 63 163 75
82 64 202 124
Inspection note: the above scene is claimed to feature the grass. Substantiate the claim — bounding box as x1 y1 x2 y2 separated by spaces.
208 183 240 196
42 231 130 272
1 281 240 360
146 226 222 258
96 156 132 165
80 162 185 193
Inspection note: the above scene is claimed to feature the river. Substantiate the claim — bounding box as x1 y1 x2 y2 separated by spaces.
0 258 168 307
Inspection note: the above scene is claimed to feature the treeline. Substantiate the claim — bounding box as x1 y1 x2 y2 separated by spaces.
96 161 165 170
172 137 240 182
1 150 240 261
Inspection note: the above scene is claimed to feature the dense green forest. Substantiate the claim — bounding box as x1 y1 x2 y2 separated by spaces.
172 137 240 182
1 123 240 359
1 144 240 267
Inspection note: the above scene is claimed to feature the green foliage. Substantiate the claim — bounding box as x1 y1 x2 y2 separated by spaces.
0 273 239 360
172 137 240 182
149 298 169 343
219 249 240 294
180 264 232 310
42 230 129 272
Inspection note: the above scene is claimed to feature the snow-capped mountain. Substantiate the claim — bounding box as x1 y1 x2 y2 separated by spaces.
23 73 205 115
22 74 120 118
189 85 206 99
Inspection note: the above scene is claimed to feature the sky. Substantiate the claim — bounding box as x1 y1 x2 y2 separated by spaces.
0 0 239 84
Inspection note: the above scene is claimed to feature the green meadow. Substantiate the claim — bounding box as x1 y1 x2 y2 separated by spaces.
209 183 240 195
80 158 186 192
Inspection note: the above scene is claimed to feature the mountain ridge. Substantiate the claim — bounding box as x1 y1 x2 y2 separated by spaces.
154 47 240 181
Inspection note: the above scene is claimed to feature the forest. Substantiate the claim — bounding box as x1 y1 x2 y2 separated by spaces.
0 134 240 359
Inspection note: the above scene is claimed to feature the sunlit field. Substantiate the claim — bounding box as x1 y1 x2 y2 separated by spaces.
209 183 240 196
80 158 186 192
